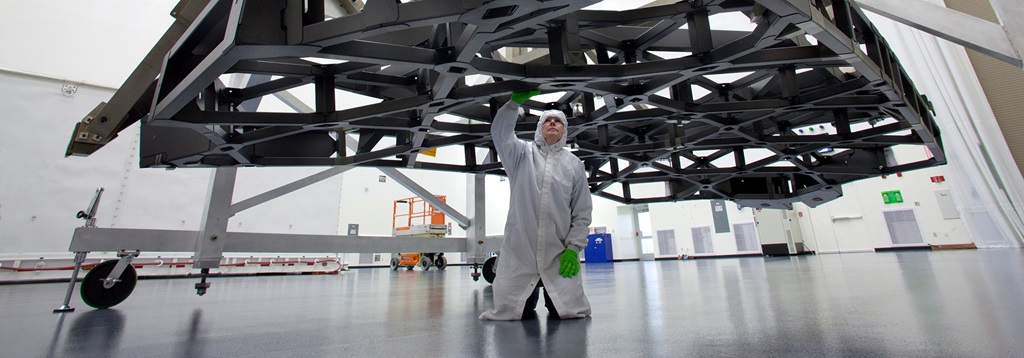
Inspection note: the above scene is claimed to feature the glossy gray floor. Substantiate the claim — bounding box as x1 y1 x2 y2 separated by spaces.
3 249 1024 357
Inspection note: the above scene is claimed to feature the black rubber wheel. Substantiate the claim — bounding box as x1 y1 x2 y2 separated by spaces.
435 255 447 271
389 257 399 271
482 256 497 284
406 265 415 271
81 260 137 309
419 256 432 271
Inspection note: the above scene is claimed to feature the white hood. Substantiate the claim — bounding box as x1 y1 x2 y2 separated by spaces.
533 109 568 151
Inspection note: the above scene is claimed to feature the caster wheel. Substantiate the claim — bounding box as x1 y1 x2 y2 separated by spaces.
482 256 497 284
435 255 447 271
406 265 415 271
81 260 137 309
389 258 399 271
419 257 433 271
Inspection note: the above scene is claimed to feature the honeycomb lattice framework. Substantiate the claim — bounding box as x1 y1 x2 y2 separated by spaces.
135 0 943 208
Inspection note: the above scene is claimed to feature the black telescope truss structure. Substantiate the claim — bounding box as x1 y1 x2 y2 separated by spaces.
67 0 944 208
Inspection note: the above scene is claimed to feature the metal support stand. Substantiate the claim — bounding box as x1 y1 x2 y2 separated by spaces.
54 187 105 313
53 252 87 313
465 173 487 281
195 268 211 296
192 167 237 296
59 154 502 307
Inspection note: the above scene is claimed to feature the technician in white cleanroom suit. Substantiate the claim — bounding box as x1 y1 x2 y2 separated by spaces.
480 90 593 320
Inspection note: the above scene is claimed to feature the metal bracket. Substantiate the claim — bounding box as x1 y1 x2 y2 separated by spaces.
76 188 104 228
102 251 138 289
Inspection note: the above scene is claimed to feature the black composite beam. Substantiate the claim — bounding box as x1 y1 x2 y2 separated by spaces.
71 0 945 207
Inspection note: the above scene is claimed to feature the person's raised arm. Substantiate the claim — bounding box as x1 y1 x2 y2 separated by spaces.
490 89 539 174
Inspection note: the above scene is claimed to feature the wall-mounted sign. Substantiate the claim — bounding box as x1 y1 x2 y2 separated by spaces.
882 190 904 204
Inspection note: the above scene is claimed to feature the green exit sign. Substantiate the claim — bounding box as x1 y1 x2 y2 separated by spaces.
882 190 904 204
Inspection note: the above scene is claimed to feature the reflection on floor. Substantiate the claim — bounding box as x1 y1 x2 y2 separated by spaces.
2 249 1023 357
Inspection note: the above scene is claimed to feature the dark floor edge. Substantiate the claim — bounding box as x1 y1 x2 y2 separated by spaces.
876 245 932 252
931 243 978 250
689 253 767 259
0 270 341 286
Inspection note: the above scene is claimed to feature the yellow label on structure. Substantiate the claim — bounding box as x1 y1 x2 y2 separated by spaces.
420 148 437 157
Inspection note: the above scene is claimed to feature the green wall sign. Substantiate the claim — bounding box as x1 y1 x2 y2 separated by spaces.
882 190 904 204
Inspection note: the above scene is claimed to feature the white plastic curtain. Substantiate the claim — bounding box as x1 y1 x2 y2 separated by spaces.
865 5 1024 248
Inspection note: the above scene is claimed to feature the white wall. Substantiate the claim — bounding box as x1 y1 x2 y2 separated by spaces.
0 0 177 86
1 0 197 258
595 199 757 261
0 70 353 255
795 166 971 254
649 201 756 258
1 73 131 255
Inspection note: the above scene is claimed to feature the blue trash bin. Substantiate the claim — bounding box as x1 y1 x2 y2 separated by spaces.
585 233 614 263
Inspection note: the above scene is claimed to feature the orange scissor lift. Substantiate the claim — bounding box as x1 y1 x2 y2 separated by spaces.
389 195 449 271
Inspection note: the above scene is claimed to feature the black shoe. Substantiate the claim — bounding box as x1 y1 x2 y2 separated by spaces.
521 309 539 320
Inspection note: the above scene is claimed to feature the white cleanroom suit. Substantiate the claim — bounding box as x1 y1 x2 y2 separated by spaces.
480 100 593 320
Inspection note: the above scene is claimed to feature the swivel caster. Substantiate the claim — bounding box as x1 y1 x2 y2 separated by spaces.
482 256 497 284
434 255 447 271
80 260 137 309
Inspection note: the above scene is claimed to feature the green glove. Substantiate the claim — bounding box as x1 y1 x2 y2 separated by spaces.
510 89 541 105
559 248 580 278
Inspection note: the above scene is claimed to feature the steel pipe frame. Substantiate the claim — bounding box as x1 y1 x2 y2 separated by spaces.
68 0 945 208
69 227 503 254
66 161 502 270
67 70 492 273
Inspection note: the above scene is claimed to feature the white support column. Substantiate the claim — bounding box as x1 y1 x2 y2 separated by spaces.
990 0 1024 63
230 166 354 215
379 167 470 227
272 90 471 227
193 167 237 269
464 174 488 265
855 0 1022 68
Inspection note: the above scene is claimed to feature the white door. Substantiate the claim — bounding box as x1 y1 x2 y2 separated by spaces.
825 188 872 253
636 206 655 261
782 210 804 254
616 206 638 259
